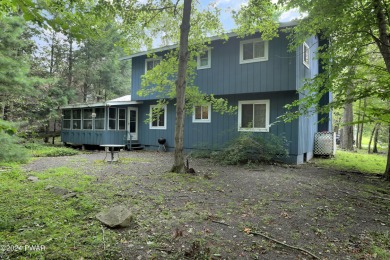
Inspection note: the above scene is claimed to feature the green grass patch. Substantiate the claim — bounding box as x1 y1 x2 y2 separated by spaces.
314 150 386 174
25 143 80 157
0 165 120 259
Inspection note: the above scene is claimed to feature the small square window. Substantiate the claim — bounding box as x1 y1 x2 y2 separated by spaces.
240 38 268 64
303 42 310 68
193 104 211 123
150 105 167 130
197 48 211 69
145 58 161 72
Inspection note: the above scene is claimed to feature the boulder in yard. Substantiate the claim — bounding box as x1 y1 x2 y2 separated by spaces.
27 176 39 182
96 205 135 228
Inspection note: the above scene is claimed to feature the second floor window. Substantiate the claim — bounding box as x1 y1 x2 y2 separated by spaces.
240 38 268 64
145 58 161 72
197 48 211 69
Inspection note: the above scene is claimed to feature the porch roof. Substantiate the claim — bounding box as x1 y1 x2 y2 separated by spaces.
60 95 142 109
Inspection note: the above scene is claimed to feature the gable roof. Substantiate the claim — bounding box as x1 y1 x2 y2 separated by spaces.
120 21 298 61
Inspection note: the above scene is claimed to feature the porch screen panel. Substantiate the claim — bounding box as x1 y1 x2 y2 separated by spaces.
63 110 71 129
241 104 253 128
72 109 81 129
118 109 126 130
83 109 93 129
94 108 105 130
109 108 116 130
129 110 136 132
253 104 266 128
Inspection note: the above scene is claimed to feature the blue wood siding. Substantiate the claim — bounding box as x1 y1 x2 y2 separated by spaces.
131 32 297 100
61 130 127 145
137 92 301 159
294 36 320 161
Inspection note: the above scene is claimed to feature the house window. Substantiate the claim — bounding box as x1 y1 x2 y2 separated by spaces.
193 104 211 123
118 108 126 130
145 58 161 72
303 42 310 68
240 38 268 64
62 110 71 129
238 100 270 132
108 108 116 130
83 108 93 130
72 109 81 130
150 105 167 130
197 48 211 69
94 108 105 130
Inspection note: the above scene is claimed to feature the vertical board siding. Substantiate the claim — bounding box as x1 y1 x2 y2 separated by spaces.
137 92 300 157
295 35 320 156
131 32 297 100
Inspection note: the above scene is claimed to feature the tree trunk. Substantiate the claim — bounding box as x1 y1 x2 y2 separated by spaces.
368 123 378 154
341 94 354 151
67 36 73 99
373 123 380 153
384 125 390 181
171 0 192 173
356 99 361 148
358 98 367 149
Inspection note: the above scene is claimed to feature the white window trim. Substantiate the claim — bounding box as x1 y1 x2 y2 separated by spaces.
192 103 211 123
238 100 270 132
197 48 211 70
239 38 269 64
145 57 162 72
149 105 167 130
303 42 310 69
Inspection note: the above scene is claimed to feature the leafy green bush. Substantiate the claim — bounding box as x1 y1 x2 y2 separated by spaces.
212 133 288 165
0 120 29 163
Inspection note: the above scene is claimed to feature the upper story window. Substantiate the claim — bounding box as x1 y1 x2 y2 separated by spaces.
150 105 167 130
240 38 268 64
145 57 161 72
303 42 310 68
197 48 211 69
238 100 270 132
193 104 211 123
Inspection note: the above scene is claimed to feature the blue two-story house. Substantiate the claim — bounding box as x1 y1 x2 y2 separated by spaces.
61 22 331 164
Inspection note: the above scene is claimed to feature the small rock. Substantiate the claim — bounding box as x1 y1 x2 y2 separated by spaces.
96 205 136 228
62 192 77 199
45 185 54 190
27 176 39 182
49 187 69 196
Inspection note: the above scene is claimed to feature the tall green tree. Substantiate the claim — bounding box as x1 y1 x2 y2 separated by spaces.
0 15 41 120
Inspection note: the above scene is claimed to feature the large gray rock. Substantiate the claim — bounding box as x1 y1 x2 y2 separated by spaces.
96 205 135 228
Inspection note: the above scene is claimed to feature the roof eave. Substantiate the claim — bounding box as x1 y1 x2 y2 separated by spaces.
120 21 299 60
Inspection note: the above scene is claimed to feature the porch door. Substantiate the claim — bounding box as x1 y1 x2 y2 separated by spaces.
127 107 138 141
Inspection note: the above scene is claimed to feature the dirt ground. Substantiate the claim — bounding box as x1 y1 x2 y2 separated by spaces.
25 150 390 259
